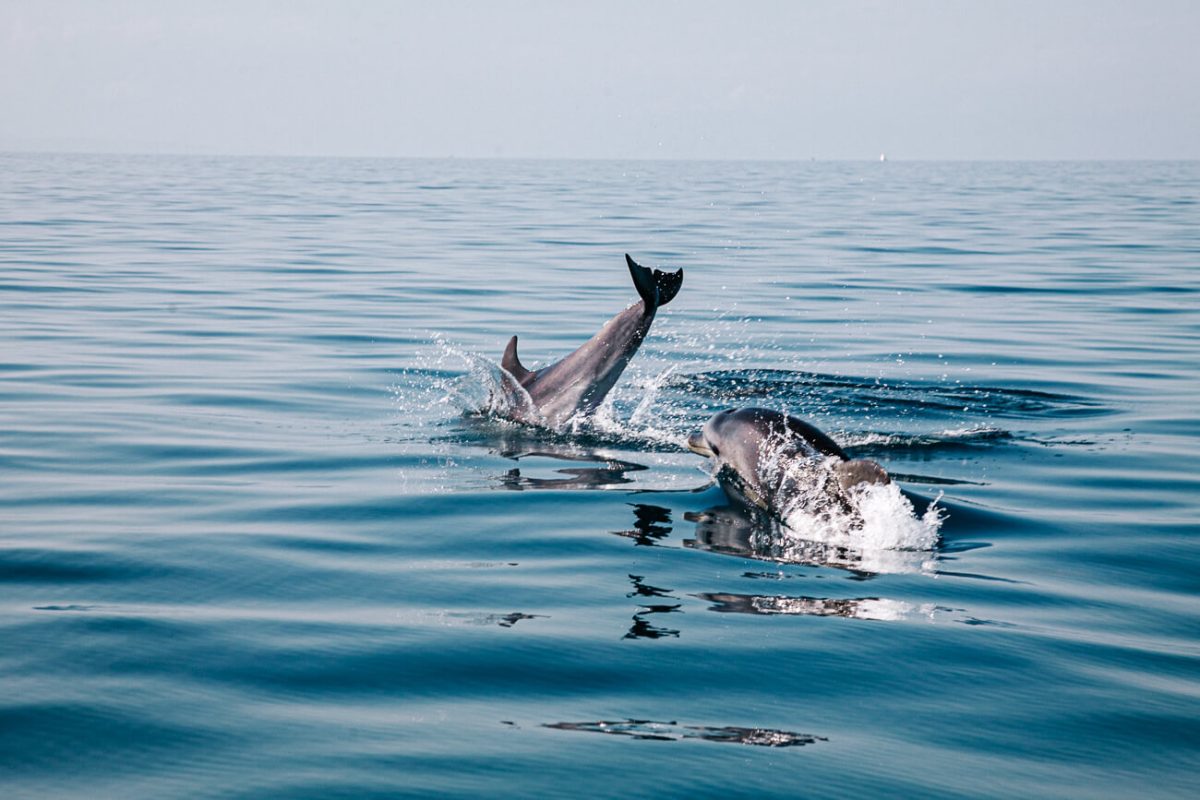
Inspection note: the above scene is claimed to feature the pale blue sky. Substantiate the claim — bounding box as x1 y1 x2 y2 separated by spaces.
2 0 1197 159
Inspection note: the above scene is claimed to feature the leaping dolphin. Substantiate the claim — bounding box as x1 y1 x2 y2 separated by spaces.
686 407 890 522
499 254 683 428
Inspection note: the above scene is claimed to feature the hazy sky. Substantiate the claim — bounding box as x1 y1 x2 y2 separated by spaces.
2 0 1197 159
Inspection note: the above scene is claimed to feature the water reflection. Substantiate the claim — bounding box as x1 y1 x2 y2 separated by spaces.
683 502 935 576
498 456 646 491
624 616 681 640
626 573 674 601
455 416 658 491
543 719 826 747
624 574 681 640
441 611 548 628
611 503 673 547
697 592 936 621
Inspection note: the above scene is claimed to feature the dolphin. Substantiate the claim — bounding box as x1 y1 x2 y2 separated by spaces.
499 254 683 428
686 407 890 521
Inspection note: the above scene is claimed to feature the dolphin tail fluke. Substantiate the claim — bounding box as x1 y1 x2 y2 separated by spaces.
502 336 533 384
626 254 684 310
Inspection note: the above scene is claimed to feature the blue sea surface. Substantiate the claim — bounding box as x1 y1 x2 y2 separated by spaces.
1 154 1198 798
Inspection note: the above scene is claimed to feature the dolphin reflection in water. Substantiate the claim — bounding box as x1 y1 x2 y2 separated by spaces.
683 500 935 576
452 414 656 491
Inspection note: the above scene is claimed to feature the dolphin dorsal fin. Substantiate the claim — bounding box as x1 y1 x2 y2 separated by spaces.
502 335 533 384
626 254 684 310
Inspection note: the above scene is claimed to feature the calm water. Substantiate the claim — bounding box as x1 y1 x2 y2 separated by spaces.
2 154 1198 799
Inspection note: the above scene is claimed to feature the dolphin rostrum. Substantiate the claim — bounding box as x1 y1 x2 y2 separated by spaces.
686 407 890 522
498 254 683 428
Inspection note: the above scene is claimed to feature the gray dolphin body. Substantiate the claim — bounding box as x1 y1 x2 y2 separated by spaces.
499 254 683 428
687 407 890 520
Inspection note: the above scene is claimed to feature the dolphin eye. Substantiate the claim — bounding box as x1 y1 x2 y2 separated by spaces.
711 445 720 457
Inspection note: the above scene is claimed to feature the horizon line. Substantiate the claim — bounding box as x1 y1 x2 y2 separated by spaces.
2 148 1197 164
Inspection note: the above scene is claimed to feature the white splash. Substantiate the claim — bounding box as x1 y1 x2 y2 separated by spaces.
395 336 544 424
772 474 942 572
588 364 687 447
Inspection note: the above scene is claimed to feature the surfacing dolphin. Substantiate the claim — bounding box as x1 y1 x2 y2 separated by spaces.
686 407 890 523
498 254 683 428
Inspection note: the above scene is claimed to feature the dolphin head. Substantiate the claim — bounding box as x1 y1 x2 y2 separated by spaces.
686 409 771 485
686 408 740 458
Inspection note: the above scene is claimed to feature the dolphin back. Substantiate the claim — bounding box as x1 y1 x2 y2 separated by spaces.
625 254 684 310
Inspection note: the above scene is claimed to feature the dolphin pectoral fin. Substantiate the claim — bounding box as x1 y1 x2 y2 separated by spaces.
502 336 533 384
626 254 684 310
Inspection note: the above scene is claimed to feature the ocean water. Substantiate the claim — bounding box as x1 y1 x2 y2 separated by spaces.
1 153 1198 799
